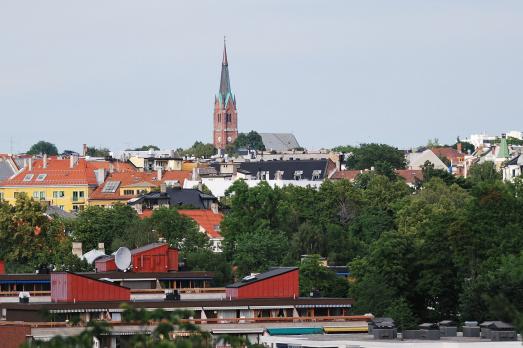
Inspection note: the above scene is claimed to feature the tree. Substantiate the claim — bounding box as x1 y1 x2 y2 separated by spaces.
234 131 265 151
85 146 110 157
185 249 233 286
129 145 160 151
72 205 140 252
331 145 356 153
179 141 216 158
27 141 58 155
110 218 159 251
384 297 417 331
149 207 209 253
468 161 502 183
346 143 406 170
299 255 348 297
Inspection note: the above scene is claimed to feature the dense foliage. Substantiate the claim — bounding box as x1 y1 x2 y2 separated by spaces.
85 146 110 157
345 143 406 170
233 131 265 151
177 141 217 158
220 166 523 326
129 145 160 151
27 140 59 156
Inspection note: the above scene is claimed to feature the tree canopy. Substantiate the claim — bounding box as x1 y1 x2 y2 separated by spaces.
27 141 59 155
234 131 265 151
129 145 160 151
178 141 216 158
346 143 406 170
85 146 110 157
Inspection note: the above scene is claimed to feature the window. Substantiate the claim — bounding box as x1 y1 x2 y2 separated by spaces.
293 170 303 180
36 174 47 181
79 191 84 198
33 192 39 199
23 174 34 182
53 191 65 198
218 114 221 122
39 191 45 200
123 189 135 195
59 205 64 210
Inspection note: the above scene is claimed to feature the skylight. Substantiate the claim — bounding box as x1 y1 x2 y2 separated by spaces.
23 174 34 182
101 181 121 193
36 174 47 181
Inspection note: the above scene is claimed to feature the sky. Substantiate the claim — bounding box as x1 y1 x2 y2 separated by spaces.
1 1 522 153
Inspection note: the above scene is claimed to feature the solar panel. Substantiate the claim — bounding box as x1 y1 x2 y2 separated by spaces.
101 180 121 193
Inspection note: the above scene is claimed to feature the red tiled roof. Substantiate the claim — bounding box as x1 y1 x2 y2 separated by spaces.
431 147 464 163
178 209 223 239
89 170 191 201
330 170 366 181
1 158 95 186
396 169 423 184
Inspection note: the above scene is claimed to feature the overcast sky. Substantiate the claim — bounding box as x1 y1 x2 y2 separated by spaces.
1 1 522 153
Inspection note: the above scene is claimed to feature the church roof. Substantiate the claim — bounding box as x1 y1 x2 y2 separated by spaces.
259 133 301 152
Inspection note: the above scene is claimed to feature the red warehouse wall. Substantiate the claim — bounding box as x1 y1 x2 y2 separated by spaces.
51 272 130 302
168 248 179 271
95 258 117 272
0 260 5 274
226 269 299 299
0 324 31 348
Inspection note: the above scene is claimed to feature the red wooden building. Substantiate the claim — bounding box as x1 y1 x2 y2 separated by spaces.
95 243 179 273
51 272 130 303
225 267 299 299
0 260 5 274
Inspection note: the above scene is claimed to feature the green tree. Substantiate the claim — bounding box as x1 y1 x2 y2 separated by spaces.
332 145 356 153
185 250 233 286
85 146 110 157
384 297 417 331
130 145 160 151
299 255 348 297
110 218 160 250
150 207 209 253
179 141 216 158
346 143 406 170
234 131 265 151
468 161 502 183
72 204 139 252
27 141 59 155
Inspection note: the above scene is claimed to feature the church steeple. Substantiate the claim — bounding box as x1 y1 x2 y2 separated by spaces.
213 38 238 150
219 37 232 103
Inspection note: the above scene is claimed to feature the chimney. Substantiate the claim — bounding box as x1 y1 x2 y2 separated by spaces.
43 154 48 169
160 183 167 193
95 168 106 185
210 202 219 214
157 168 162 181
70 155 75 168
28 158 33 171
83 144 87 157
336 154 343 171
72 242 83 258
170 150 175 158
97 243 105 254
457 142 462 154
109 163 114 173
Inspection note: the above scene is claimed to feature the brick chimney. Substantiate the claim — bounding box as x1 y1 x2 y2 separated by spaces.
69 155 75 168
457 142 462 154
97 243 105 255
43 154 48 169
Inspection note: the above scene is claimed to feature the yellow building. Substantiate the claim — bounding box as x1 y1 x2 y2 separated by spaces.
0 156 107 212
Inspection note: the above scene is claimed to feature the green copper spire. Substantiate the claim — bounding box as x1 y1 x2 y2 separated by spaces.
219 37 232 103
497 134 510 159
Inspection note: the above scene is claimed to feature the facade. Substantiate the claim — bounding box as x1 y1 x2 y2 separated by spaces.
213 40 238 150
0 156 112 212
89 170 191 207
225 267 299 299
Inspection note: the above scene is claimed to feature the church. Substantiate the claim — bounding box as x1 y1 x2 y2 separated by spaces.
213 40 238 150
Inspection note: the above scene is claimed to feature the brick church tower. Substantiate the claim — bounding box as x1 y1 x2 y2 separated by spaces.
213 39 238 150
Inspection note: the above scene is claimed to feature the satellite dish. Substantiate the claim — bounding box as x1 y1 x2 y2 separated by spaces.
115 247 132 271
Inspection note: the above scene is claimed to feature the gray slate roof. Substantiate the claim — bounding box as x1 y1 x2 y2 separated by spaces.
259 133 301 152
0 159 16 180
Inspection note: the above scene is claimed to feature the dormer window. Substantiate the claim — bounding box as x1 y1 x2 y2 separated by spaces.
23 174 34 182
293 170 303 180
312 170 322 180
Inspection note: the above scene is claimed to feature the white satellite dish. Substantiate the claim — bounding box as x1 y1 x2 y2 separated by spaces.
115 247 132 271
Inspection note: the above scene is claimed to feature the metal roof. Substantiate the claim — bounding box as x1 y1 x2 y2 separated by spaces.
259 133 301 152
226 267 298 288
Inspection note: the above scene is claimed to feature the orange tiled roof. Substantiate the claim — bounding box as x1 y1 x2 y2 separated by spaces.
1 157 97 187
330 170 365 181
396 169 423 185
178 209 223 239
89 170 191 201
431 147 464 163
